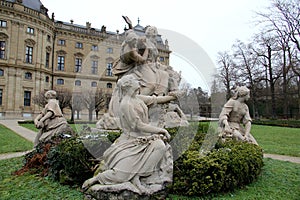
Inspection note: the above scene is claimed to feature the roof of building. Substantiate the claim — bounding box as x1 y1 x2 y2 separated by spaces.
6 0 44 12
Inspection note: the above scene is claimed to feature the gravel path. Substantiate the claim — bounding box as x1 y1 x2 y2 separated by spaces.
264 153 300 164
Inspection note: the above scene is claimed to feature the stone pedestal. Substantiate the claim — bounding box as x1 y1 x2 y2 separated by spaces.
84 189 168 200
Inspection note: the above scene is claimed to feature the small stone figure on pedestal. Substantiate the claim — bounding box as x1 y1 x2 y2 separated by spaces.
34 90 74 147
218 86 258 145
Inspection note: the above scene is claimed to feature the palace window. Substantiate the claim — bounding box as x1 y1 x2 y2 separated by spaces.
91 81 97 87
106 47 113 54
75 58 82 72
91 60 98 74
0 41 5 59
0 89 2 105
25 46 33 63
24 91 31 106
57 56 65 71
47 35 51 42
0 69 3 76
45 52 50 68
75 80 81 86
26 27 34 34
75 42 83 49
106 63 113 76
45 76 49 83
58 39 66 46
57 79 64 85
92 45 98 51
24 72 32 80
107 83 112 88
0 20 7 27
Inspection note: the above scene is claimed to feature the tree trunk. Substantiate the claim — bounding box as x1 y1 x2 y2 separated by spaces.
76 110 80 120
95 111 99 120
88 109 93 122
268 46 276 118
282 47 288 119
70 108 74 122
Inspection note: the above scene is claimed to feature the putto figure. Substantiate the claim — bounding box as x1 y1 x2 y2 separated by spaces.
218 86 258 145
34 90 74 147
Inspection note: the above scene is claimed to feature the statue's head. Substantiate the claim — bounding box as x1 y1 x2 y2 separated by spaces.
233 86 250 100
145 26 158 37
117 74 139 98
45 90 57 100
125 31 138 47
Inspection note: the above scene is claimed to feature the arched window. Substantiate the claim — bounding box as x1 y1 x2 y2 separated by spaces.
91 81 97 87
45 76 49 83
75 80 81 86
106 83 112 88
24 72 32 80
57 78 64 85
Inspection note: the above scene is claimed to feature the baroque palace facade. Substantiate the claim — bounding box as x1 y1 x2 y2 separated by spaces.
0 0 170 119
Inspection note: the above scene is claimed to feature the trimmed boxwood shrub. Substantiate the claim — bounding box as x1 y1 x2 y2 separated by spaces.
47 137 95 185
252 119 300 128
171 140 263 197
16 123 263 198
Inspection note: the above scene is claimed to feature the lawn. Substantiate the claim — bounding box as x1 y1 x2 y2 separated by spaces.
0 124 33 154
251 125 300 157
0 157 83 200
1 122 300 199
0 157 299 200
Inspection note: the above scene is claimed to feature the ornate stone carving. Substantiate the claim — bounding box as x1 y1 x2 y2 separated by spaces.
83 17 188 198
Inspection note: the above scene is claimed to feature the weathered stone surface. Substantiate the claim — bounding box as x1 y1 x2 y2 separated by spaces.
218 86 258 145
84 187 168 200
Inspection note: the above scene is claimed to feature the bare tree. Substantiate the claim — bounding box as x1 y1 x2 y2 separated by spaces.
72 94 84 120
54 88 72 115
232 40 264 117
252 33 283 118
32 91 47 108
216 51 237 100
82 89 106 122
256 0 300 118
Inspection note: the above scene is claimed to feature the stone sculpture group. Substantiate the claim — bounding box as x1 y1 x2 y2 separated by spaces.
82 17 187 195
33 16 259 198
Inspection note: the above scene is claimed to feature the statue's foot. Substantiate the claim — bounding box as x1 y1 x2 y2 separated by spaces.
82 177 98 191
132 175 148 194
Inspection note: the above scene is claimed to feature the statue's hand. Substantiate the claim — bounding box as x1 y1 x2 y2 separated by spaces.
159 129 171 142
224 124 232 134
82 177 97 191
34 119 39 126
36 121 44 129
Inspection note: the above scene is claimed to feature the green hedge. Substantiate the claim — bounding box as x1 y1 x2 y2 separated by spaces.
16 123 263 197
171 141 263 197
252 119 300 128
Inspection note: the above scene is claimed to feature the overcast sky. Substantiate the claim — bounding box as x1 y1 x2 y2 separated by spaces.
42 0 271 91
